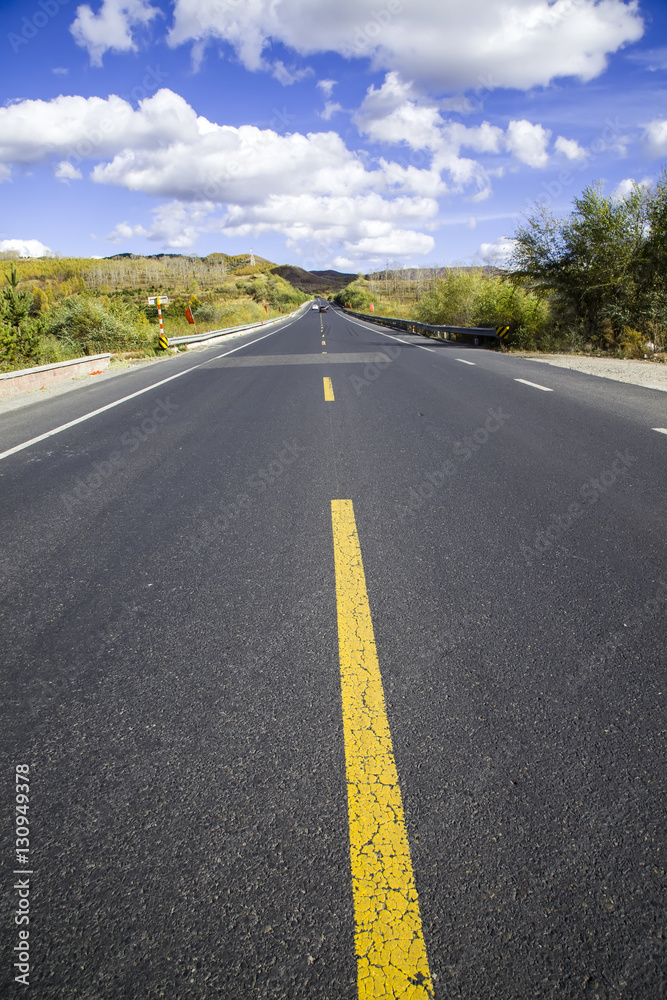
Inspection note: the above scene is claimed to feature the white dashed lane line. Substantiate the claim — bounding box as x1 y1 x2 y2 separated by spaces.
653 427 667 435
455 359 476 366
514 378 554 392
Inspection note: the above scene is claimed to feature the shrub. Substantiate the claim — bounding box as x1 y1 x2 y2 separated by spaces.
619 326 647 359
415 269 551 348
44 295 147 353
334 279 373 310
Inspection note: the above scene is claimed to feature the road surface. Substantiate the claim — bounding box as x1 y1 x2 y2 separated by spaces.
1 305 665 998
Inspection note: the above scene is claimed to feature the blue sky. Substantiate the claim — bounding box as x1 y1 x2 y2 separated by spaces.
1 0 666 271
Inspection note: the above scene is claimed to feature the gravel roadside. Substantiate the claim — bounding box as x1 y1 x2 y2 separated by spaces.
518 353 667 392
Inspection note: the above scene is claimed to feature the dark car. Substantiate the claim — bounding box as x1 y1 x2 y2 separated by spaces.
319 304 329 312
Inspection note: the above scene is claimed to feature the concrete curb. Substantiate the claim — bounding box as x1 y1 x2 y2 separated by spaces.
0 354 111 398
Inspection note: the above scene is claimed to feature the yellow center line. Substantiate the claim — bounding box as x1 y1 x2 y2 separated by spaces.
323 377 335 401
331 500 434 1000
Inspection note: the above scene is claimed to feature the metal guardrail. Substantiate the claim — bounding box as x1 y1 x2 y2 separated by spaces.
167 302 311 347
340 307 507 346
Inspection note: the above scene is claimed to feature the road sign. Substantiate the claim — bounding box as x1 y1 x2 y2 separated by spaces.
496 325 510 338
158 334 169 349
147 295 169 306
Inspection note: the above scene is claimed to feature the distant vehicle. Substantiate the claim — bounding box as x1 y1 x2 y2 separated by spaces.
319 304 329 312
311 303 319 310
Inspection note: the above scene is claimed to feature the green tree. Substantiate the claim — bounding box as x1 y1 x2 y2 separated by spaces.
637 168 667 350
510 181 654 349
2 264 33 332
0 264 40 367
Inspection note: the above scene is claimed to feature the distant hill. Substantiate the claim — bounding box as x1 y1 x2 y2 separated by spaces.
270 264 356 293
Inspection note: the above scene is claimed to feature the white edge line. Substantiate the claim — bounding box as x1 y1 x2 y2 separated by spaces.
455 359 476 366
0 323 288 462
652 427 667 435
342 312 436 353
514 378 553 392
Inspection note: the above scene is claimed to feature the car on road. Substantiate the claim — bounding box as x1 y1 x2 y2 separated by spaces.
319 304 329 312
311 303 319 310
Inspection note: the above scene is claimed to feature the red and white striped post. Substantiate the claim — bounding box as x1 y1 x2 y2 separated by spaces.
157 295 167 348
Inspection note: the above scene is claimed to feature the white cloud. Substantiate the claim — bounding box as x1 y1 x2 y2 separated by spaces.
643 119 667 158
354 72 443 151
505 120 551 168
317 79 337 99
0 239 54 257
554 135 588 161
354 74 507 200
319 102 343 121
168 0 644 92
0 90 441 265
106 201 215 248
0 90 199 167
478 238 516 266
445 121 503 155
215 192 439 264
106 220 148 243
610 176 652 201
626 46 667 71
71 0 161 66
271 61 313 86
52 67 69 76
55 160 83 182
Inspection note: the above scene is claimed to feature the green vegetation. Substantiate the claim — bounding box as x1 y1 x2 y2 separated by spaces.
0 254 307 373
336 171 667 357
510 172 667 355
0 264 41 369
333 276 374 311
334 270 549 346
415 270 549 347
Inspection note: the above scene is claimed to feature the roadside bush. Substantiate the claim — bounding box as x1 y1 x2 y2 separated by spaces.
416 269 551 348
194 303 219 323
619 326 648 359
334 278 373 310
44 295 148 353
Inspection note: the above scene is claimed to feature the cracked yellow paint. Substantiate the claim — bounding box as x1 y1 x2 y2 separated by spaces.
323 377 335 401
331 500 434 1000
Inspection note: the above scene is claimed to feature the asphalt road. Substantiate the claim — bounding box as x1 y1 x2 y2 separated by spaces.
1 305 665 999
